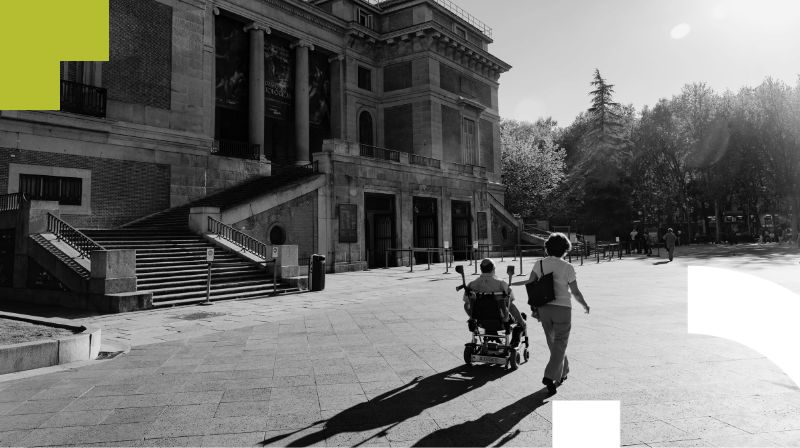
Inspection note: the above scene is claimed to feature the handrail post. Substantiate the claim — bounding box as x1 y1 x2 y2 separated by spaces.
385 250 388 269
427 248 431 270
518 246 523 276
408 247 413 272
272 259 277 296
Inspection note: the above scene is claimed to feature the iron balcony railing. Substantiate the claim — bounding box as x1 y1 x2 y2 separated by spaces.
0 192 27 212
359 144 400 162
212 140 261 160
60 80 107 118
409 154 441 169
47 213 105 259
208 217 271 261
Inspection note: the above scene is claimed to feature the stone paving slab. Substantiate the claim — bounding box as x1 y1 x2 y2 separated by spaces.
1 245 800 447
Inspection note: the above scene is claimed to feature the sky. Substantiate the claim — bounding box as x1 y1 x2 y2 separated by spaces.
454 0 800 126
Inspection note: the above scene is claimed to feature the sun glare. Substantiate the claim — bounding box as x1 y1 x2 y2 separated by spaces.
670 23 691 39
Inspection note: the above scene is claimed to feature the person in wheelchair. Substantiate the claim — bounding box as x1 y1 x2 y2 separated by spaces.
463 258 526 348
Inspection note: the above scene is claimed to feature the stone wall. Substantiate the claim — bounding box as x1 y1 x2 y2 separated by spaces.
232 191 318 263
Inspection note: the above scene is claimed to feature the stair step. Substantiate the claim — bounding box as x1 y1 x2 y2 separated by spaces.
152 287 300 307
146 279 275 296
137 273 270 289
134 259 246 269
136 254 240 263
136 267 263 279
151 283 278 301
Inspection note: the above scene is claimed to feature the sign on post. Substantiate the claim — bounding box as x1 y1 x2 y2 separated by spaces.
271 246 279 259
443 241 450 249
472 241 479 249
206 248 215 262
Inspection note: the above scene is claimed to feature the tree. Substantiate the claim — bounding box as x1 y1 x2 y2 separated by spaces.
500 119 567 219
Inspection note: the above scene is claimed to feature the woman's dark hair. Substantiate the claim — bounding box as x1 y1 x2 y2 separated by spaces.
545 232 571 258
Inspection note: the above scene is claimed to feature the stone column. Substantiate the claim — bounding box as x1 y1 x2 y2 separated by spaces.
328 55 345 140
245 24 268 159
292 40 313 164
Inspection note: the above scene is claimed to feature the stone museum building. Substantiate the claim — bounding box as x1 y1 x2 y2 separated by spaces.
0 0 518 310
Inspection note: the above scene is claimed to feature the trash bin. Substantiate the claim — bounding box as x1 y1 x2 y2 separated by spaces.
309 254 326 291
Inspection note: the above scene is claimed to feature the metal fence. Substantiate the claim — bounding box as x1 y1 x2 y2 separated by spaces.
60 80 107 118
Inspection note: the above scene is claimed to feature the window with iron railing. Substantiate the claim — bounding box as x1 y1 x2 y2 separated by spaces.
19 174 82 206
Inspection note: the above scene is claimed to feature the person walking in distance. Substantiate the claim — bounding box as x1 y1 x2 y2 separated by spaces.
527 232 590 395
664 228 677 262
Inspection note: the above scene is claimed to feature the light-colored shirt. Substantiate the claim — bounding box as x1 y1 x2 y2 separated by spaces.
530 256 577 308
463 273 515 318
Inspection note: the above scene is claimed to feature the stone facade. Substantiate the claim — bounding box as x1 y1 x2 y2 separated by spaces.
0 0 516 270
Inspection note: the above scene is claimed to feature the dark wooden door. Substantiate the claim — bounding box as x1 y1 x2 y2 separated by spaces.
451 200 472 260
413 197 438 264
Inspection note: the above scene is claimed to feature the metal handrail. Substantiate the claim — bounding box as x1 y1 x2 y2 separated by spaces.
0 192 27 212
208 217 270 261
431 0 492 37
46 213 105 259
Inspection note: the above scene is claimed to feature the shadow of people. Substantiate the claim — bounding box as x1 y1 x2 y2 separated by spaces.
411 387 552 447
260 365 511 447
653 260 671 265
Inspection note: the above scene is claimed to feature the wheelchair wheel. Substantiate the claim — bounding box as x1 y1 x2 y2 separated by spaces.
463 345 474 366
509 348 519 370
524 348 530 362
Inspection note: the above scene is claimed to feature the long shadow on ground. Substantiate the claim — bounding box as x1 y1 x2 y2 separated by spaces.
260 365 515 447
412 387 552 446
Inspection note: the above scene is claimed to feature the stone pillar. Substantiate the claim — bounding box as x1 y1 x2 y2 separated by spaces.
293 40 313 164
246 24 268 158
328 55 345 140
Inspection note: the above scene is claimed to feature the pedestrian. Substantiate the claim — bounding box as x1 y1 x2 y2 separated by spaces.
526 232 590 395
664 228 677 262
629 228 638 254
676 229 682 246
643 232 652 256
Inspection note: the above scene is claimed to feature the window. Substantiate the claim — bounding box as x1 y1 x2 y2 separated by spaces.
462 118 477 165
19 174 82 206
357 8 373 29
454 25 467 40
269 225 286 245
358 66 372 91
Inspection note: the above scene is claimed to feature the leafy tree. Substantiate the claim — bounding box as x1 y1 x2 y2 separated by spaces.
500 119 567 219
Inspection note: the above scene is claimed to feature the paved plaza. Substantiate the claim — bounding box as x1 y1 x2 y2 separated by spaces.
2 245 800 447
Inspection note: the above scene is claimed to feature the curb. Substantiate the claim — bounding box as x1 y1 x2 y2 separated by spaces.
0 312 102 375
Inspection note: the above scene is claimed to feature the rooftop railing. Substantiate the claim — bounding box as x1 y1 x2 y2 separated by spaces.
349 0 492 37
47 213 106 259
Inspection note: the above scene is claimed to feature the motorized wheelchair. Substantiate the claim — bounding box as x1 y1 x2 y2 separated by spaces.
456 265 530 370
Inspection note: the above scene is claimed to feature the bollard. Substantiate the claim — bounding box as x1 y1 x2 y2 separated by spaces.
427 248 431 270
518 247 523 276
473 249 478 275
385 250 388 269
409 247 413 272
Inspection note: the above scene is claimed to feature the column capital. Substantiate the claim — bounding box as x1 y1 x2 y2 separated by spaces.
328 54 345 63
243 23 271 34
291 39 315 51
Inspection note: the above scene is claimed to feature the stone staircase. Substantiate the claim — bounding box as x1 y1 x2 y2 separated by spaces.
83 227 297 307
